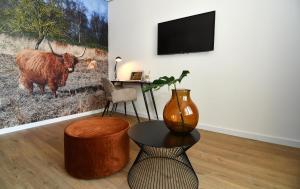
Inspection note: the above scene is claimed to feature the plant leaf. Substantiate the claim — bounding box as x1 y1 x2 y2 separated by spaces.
142 70 190 92
177 70 190 83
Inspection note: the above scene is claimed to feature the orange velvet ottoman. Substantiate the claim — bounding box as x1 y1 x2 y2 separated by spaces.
64 117 129 179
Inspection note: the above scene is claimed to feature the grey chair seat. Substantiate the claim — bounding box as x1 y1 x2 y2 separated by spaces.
110 88 137 103
101 78 140 122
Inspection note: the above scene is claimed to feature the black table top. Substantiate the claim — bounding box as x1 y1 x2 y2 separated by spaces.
128 121 200 148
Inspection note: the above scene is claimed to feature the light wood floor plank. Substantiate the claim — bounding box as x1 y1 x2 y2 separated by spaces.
0 113 299 189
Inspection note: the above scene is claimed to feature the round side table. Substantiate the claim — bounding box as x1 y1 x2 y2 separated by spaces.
128 121 200 189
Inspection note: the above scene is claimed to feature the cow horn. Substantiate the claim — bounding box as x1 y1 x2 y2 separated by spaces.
76 48 86 58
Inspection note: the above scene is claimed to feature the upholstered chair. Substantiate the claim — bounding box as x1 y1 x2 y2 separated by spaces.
101 78 140 122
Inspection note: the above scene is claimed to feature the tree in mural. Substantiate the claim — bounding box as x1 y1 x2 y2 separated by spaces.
64 0 89 44
90 12 102 42
0 0 108 49
4 0 66 49
90 12 108 47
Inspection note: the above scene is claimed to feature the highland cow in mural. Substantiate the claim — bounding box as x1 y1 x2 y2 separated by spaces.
0 0 109 128
16 48 86 97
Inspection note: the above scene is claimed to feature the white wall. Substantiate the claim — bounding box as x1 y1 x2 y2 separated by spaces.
108 0 300 147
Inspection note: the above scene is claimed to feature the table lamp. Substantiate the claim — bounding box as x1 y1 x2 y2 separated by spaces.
114 56 122 80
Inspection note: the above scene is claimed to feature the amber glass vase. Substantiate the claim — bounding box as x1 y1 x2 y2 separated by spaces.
163 89 199 134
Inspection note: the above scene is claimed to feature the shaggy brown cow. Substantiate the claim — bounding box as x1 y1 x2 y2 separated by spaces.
16 49 80 97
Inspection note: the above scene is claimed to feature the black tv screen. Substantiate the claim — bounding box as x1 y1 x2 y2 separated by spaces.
157 11 215 55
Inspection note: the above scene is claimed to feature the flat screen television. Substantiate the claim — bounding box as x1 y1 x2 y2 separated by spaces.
157 11 215 55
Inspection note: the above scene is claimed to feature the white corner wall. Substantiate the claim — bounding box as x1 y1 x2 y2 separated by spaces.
108 0 300 147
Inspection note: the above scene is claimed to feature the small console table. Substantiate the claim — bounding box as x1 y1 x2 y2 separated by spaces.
111 80 159 120
127 121 200 189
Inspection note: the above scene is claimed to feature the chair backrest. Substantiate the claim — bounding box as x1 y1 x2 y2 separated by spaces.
101 78 116 96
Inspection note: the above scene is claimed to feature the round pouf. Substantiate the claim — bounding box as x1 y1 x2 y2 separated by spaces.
64 117 129 179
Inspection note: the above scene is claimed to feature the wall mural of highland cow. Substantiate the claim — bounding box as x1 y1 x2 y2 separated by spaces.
0 0 108 128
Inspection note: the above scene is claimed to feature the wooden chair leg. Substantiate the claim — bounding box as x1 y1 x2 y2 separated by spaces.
106 101 111 115
114 103 118 112
132 101 140 123
110 103 115 116
102 104 106 117
124 102 127 116
102 101 110 117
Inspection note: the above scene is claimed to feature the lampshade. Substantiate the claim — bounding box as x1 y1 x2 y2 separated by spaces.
115 56 122 62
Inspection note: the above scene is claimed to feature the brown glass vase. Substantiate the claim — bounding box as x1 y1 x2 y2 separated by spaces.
163 89 199 134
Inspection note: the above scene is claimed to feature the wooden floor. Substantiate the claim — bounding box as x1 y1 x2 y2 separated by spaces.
0 114 299 189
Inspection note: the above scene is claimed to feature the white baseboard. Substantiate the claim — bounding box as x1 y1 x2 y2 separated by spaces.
1 108 299 148
0 109 104 135
123 110 300 148
199 123 300 148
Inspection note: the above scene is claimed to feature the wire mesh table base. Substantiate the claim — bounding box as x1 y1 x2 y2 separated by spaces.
128 146 199 189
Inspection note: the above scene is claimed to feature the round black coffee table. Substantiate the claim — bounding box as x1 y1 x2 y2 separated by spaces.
127 121 200 189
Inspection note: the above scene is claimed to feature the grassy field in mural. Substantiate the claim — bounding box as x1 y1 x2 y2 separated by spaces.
0 37 108 128
0 0 109 128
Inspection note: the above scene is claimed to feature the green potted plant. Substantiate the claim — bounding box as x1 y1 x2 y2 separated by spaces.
143 70 199 133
